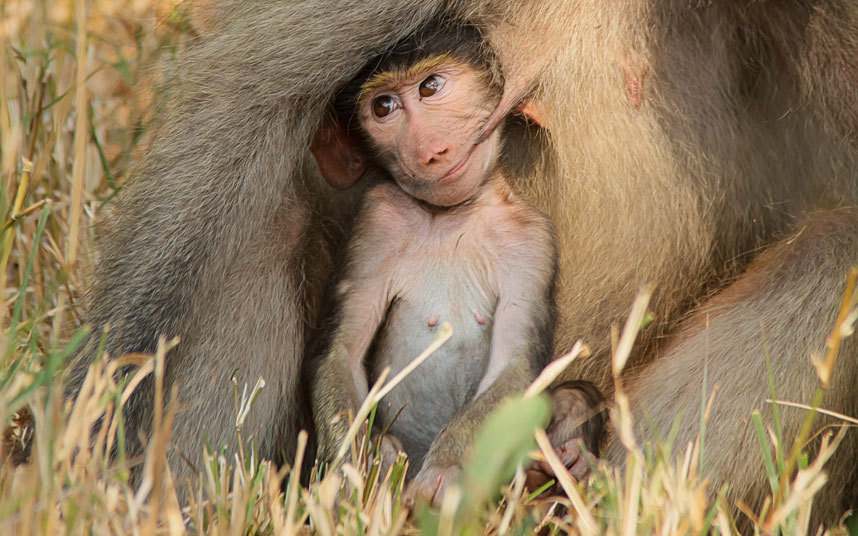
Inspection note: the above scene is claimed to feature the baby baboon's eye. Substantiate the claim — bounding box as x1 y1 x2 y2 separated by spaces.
418 75 445 98
372 95 396 117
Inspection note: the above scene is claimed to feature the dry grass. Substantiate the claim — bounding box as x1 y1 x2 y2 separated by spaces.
1 1 856 534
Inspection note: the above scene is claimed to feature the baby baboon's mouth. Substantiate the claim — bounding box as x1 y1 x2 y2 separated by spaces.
439 140 483 183
440 153 471 183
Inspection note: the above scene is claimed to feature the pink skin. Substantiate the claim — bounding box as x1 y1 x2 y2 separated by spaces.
359 67 501 207
310 62 577 507
324 64 564 508
331 176 556 506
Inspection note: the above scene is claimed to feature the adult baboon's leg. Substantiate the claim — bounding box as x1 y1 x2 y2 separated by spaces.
606 210 858 528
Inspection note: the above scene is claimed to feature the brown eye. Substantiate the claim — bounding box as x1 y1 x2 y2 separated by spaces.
418 75 445 98
372 96 396 117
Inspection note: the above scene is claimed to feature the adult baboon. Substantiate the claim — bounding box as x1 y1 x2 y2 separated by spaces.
69 0 858 525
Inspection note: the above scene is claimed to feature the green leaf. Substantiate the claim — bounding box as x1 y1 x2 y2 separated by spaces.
461 394 551 507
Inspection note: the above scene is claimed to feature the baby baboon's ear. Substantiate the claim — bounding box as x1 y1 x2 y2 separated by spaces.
310 116 369 189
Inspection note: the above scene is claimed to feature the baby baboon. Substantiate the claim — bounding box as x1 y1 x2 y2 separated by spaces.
311 25 604 499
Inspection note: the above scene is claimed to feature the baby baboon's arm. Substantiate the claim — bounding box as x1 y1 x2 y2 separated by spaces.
312 200 396 462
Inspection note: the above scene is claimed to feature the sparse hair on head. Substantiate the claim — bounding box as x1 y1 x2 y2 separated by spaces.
334 21 501 130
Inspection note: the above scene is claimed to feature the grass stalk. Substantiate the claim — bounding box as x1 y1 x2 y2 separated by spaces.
66 0 88 269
